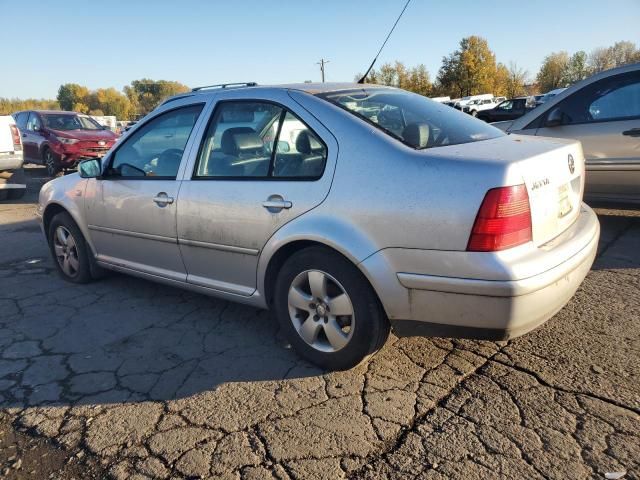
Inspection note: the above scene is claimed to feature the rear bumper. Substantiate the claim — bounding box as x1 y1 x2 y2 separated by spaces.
361 203 600 340
0 151 24 172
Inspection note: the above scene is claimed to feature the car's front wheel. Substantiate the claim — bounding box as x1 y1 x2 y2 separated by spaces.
43 148 60 177
274 246 389 370
48 212 93 283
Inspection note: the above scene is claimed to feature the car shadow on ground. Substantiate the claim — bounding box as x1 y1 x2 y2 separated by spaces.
591 212 640 271
1 242 323 410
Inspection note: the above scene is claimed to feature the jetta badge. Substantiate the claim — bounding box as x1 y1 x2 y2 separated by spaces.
98 140 106 146
568 154 575 174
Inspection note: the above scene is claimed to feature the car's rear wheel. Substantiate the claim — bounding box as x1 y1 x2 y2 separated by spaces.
48 212 93 283
43 148 60 177
274 246 389 370
471 110 478 117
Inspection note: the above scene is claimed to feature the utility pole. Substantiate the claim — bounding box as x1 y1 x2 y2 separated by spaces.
317 58 330 83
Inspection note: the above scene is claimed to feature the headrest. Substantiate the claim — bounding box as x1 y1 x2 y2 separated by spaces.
221 127 262 155
402 123 431 149
295 130 322 155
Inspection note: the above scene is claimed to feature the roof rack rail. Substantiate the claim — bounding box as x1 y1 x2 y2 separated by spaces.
192 82 258 92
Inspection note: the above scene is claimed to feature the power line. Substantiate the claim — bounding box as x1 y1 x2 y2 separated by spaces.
357 0 412 84
317 58 330 83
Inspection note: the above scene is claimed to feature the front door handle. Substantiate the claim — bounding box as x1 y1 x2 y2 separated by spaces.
622 128 640 137
153 192 174 207
262 195 292 212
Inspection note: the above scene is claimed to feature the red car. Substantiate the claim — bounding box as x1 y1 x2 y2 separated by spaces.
12 110 118 176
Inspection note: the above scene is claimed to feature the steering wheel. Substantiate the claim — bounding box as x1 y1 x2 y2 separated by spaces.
154 148 183 176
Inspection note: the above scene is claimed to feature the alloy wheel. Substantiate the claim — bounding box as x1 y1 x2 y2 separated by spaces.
287 269 355 353
45 151 57 177
53 226 80 277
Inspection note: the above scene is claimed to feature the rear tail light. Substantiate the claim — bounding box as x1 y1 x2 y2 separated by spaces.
467 184 532 252
10 125 22 151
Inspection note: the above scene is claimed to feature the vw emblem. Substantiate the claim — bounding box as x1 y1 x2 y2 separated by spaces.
98 140 105 146
568 154 575 174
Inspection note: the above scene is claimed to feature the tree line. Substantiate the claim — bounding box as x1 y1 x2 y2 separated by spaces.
1 38 638 117
0 79 189 118
359 37 639 99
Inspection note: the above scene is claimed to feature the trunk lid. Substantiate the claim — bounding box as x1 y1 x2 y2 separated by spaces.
515 136 585 246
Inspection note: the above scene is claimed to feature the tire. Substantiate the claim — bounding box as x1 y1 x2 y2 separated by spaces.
47 212 93 284
471 110 478 117
43 148 60 177
274 246 390 370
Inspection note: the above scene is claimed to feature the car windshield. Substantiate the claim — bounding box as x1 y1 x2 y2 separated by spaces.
317 88 503 149
42 114 102 131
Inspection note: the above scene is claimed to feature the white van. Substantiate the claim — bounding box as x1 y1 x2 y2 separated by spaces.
454 93 494 110
0 116 25 200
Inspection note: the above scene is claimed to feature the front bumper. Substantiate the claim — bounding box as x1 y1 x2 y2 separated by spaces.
360 203 600 340
50 143 111 167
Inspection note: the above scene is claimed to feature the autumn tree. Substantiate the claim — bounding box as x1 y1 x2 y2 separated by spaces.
357 62 432 96
125 79 190 116
436 36 502 98
589 40 639 73
88 88 132 119
503 62 528 98
0 98 60 115
536 51 570 92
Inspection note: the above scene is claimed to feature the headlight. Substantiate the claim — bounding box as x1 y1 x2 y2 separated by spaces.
55 136 78 145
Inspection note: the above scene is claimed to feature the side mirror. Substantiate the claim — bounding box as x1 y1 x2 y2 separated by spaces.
545 108 565 127
78 158 102 178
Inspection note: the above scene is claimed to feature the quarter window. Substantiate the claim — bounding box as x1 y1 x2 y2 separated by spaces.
194 101 327 180
26 113 42 131
14 112 28 129
107 104 203 179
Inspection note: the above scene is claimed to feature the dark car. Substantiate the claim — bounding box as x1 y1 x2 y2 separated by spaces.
12 110 118 176
477 97 537 123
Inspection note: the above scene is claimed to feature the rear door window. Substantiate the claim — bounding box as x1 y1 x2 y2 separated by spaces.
554 71 640 125
194 101 327 180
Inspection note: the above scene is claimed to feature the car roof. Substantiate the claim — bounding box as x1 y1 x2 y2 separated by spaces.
32 110 82 115
508 62 640 131
162 82 396 105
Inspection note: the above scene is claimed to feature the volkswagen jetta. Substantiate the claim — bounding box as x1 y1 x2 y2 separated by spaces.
37 82 600 370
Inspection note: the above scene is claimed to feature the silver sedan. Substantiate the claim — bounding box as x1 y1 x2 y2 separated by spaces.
37 82 600 370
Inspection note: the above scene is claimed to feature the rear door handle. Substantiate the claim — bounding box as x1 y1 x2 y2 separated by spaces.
622 128 640 137
153 192 174 207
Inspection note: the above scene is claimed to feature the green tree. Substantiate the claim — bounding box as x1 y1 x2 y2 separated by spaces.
57 84 90 111
536 51 570 92
407 64 431 96
565 51 588 84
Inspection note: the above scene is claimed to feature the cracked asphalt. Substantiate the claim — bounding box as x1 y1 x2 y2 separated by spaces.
0 167 638 479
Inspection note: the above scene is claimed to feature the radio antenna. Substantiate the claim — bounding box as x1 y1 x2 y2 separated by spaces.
357 0 412 84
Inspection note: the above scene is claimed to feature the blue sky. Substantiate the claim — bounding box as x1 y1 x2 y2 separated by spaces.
1 0 639 98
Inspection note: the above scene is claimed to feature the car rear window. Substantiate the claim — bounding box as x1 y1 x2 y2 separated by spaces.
317 88 503 149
